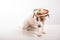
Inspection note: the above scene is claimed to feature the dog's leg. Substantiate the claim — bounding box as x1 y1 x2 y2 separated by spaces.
37 28 42 37
35 25 45 37
33 26 42 37
41 23 46 34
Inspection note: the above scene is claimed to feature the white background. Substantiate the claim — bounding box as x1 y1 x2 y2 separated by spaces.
0 0 60 40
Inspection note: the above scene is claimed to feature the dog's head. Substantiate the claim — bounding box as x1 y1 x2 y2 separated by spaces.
33 8 49 21
33 8 49 27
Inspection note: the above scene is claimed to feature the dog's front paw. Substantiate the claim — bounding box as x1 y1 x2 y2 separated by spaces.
37 35 42 37
42 32 46 34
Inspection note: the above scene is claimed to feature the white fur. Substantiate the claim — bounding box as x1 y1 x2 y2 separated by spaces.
23 15 44 37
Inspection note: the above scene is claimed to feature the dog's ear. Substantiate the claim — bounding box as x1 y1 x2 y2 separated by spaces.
47 10 50 18
47 13 50 18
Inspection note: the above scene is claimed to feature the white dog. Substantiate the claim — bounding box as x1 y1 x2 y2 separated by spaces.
23 8 49 37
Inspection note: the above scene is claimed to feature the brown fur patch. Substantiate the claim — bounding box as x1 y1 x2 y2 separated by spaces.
40 16 46 22
36 17 38 21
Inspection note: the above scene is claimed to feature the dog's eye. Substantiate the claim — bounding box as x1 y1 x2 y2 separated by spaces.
40 17 44 22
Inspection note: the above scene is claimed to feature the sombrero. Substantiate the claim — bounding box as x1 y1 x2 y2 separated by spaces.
33 8 49 17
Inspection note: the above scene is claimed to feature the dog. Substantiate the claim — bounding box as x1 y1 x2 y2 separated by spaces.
23 8 49 37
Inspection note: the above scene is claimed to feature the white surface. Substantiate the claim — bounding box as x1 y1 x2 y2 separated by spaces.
0 25 60 40
0 0 60 24
0 0 60 40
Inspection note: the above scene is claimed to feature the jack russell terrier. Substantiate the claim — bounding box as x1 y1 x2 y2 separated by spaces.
23 8 49 37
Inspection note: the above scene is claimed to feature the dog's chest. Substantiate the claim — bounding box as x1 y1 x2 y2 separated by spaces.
28 17 40 26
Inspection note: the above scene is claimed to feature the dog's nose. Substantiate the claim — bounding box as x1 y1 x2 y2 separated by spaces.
38 25 41 28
